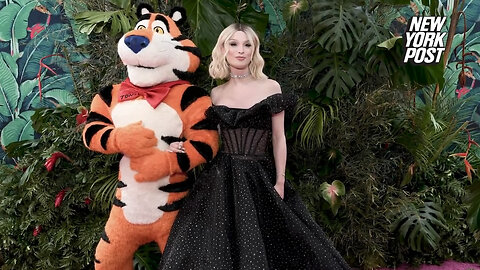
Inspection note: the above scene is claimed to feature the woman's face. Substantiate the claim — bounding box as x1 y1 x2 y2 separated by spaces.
225 31 253 71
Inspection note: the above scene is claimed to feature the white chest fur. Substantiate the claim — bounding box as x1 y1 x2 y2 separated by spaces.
111 100 183 224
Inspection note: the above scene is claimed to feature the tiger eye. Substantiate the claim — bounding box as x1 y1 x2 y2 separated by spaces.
137 25 146 30
154 27 164 34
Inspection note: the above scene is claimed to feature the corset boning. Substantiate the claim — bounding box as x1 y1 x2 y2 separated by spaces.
220 128 271 156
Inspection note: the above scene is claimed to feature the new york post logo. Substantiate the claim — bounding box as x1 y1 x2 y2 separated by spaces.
403 17 446 64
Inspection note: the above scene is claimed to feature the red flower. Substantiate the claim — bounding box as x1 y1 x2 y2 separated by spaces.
33 225 42 237
44 152 72 172
464 159 475 181
84 197 92 205
55 189 68 208
76 107 89 125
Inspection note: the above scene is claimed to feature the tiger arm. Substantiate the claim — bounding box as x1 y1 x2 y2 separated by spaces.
83 91 157 157
131 95 219 182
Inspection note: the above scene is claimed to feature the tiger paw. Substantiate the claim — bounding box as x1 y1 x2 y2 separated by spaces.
130 150 170 182
113 121 158 157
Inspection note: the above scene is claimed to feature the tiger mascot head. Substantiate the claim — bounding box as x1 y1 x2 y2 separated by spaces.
117 3 201 87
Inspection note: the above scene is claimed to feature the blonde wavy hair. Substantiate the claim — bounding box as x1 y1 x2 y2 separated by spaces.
209 23 267 80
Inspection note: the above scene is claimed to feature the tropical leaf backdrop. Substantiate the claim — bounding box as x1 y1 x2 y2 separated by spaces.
0 0 87 162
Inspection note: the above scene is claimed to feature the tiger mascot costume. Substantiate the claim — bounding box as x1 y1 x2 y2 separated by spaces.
82 4 218 269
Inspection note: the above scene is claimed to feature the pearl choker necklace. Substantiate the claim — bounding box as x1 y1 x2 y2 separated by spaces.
230 73 250 79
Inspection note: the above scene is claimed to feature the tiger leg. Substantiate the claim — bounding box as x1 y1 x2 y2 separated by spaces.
94 207 142 270
155 188 189 252
154 211 179 252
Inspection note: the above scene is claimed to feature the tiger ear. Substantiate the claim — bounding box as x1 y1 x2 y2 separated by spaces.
169 7 187 25
136 3 154 18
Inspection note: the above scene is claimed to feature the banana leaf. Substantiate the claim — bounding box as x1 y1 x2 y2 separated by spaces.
22 74 75 110
0 0 36 41
17 23 72 82
0 110 35 147
0 52 20 119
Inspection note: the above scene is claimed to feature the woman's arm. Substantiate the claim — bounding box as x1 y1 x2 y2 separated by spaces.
272 110 287 198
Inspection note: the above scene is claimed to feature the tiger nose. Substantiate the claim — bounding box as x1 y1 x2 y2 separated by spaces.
124 35 149 54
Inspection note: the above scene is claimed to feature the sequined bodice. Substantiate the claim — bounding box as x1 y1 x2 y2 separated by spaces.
207 93 284 156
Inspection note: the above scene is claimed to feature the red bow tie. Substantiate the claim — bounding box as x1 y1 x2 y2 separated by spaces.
118 78 190 108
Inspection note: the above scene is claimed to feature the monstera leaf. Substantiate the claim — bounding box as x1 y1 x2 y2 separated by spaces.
18 23 72 82
391 201 446 251
311 47 363 98
313 0 365 53
0 110 35 147
0 0 36 41
0 53 19 119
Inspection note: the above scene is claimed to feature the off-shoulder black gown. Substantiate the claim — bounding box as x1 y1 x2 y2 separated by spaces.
159 94 350 270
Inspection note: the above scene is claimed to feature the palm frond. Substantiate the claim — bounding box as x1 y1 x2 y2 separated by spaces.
294 99 337 148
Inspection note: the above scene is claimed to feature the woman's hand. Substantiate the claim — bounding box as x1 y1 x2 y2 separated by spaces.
167 141 185 153
274 181 284 199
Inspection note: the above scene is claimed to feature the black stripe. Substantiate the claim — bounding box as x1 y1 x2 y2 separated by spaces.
94 258 101 264
159 177 194 193
191 140 213 161
101 230 110 244
180 86 208 111
100 129 113 150
98 85 113 107
161 136 186 145
175 45 201 58
158 197 186 212
113 197 126 207
85 124 107 146
173 69 195 82
155 15 170 32
191 118 217 130
177 153 190 172
138 14 151 21
86 112 113 125
117 181 127 188
171 35 188 41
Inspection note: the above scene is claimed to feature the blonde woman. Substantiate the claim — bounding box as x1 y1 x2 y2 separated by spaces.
159 23 351 270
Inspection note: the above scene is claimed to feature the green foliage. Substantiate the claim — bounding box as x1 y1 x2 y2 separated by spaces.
0 106 117 269
182 0 268 56
75 0 140 37
293 97 337 148
395 89 466 184
320 180 345 215
0 52 19 119
282 0 308 34
0 0 37 56
466 181 480 230
313 0 364 53
289 81 480 268
390 201 446 251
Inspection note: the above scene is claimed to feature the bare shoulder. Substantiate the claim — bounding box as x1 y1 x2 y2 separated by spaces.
264 79 282 95
210 84 224 104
